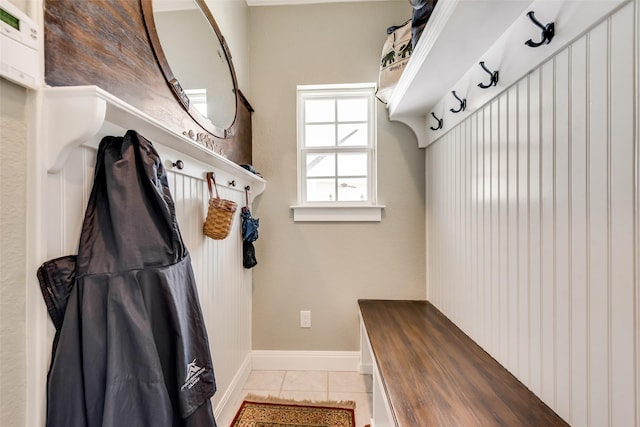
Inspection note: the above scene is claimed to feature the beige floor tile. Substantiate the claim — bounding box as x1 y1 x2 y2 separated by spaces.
281 370 328 391
278 389 329 402
243 370 285 390
329 371 372 393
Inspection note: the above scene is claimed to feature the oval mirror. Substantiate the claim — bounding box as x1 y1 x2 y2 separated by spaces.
142 0 237 136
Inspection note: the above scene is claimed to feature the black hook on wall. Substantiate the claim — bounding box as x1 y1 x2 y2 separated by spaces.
477 61 499 89
524 11 555 47
430 112 443 131
244 186 251 206
450 91 467 113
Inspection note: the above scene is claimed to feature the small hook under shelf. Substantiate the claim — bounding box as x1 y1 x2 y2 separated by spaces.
228 180 236 187
477 61 499 89
172 160 184 170
429 112 443 131
524 11 555 47
450 91 467 113
244 186 251 207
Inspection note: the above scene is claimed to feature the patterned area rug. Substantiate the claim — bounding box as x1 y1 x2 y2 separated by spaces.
231 394 356 427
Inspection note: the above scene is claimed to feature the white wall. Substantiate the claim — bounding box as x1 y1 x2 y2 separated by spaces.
425 2 639 425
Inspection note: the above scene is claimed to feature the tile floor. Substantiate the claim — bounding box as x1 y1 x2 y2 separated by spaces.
232 370 373 427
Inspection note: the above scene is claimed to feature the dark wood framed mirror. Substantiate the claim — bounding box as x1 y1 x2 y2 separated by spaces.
142 0 239 139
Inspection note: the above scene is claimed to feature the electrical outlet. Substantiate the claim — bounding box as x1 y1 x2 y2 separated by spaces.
300 310 311 328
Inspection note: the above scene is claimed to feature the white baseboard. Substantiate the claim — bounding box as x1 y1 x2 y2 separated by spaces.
252 350 361 372
214 353 252 426
359 362 373 375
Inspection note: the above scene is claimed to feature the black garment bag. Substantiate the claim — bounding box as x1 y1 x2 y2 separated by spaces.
38 130 217 427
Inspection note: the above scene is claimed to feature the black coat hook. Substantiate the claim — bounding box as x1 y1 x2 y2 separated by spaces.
524 11 554 47
477 61 499 89
450 91 467 113
429 112 443 131
172 160 184 170
244 186 250 206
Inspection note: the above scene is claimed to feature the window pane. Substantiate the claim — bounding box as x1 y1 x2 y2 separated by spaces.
306 153 335 177
305 124 335 147
305 99 335 123
184 89 208 117
297 84 377 208
337 98 367 122
337 123 367 146
337 152 367 176
337 178 368 201
307 178 336 201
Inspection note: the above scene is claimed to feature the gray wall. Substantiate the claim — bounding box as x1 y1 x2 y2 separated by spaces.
0 7 29 427
0 78 28 427
248 2 426 351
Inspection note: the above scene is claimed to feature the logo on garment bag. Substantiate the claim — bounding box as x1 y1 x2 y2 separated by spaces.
181 359 206 390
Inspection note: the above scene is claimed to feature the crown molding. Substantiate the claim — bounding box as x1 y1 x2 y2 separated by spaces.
246 0 401 6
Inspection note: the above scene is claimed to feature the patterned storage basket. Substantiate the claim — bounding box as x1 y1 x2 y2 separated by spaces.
203 172 237 240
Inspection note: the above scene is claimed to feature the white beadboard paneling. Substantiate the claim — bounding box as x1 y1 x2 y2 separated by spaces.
489 100 499 356
553 48 571 422
482 106 491 352
498 94 509 365
425 3 638 425
529 67 543 399
463 119 472 336
569 33 590 427
506 85 519 375
608 4 636 425
587 19 610 427
517 77 530 388
540 58 556 407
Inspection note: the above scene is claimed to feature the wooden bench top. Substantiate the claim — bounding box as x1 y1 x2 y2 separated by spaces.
358 300 568 427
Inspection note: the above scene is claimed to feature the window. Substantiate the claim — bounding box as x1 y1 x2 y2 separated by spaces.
184 89 208 117
292 83 384 222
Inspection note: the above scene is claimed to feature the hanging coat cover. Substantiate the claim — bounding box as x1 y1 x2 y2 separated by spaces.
38 130 217 427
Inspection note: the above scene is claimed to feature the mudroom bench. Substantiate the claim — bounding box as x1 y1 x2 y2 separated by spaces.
358 300 568 427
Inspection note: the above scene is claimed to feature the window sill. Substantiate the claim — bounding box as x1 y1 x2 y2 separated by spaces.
291 205 385 222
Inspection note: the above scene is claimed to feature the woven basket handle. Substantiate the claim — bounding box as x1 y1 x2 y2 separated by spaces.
206 172 220 199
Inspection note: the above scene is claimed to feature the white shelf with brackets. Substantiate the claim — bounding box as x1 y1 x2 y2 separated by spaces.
387 0 629 148
40 85 266 197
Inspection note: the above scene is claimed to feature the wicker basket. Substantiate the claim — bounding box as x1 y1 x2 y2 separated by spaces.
203 172 237 240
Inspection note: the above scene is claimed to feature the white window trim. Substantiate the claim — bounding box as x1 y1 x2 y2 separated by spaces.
291 204 385 222
291 83 384 222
